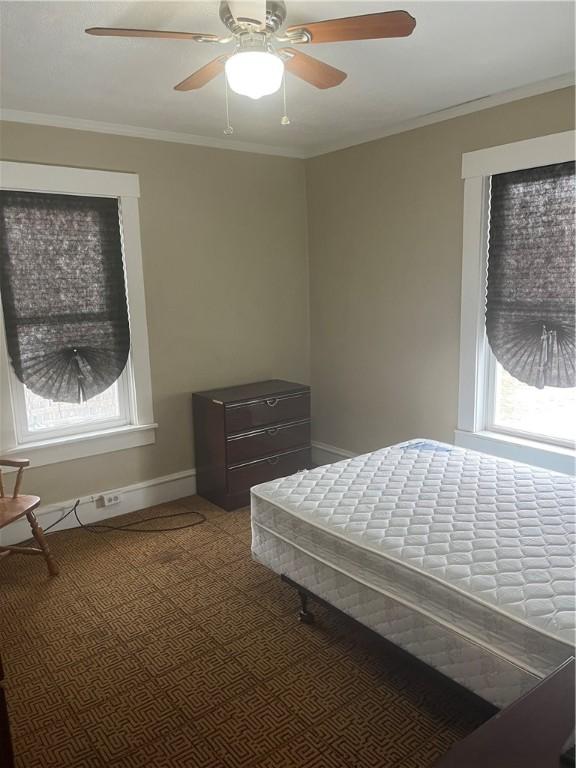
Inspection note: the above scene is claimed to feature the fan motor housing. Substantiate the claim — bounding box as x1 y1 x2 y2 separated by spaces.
236 31 272 53
219 1 287 36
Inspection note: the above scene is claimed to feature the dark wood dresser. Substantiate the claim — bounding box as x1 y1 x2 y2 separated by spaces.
193 380 311 511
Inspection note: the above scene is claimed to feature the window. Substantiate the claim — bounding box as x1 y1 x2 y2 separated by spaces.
484 160 575 449
488 360 575 446
456 132 575 475
0 162 155 469
16 378 129 442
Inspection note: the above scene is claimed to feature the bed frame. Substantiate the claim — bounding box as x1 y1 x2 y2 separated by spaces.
280 573 498 717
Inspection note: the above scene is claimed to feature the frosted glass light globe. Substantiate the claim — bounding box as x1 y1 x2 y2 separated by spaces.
225 51 284 100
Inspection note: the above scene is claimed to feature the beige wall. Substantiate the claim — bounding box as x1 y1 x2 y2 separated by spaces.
306 87 575 453
0 123 310 503
1 86 574 504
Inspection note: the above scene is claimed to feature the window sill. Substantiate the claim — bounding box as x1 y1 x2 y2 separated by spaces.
454 429 575 476
1 423 158 472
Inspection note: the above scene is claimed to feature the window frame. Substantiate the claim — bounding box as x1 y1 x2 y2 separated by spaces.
0 161 156 471
456 131 575 475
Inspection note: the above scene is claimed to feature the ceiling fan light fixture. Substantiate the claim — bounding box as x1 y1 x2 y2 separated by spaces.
225 50 284 99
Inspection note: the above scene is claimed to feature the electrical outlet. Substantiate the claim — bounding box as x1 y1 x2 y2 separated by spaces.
102 493 122 507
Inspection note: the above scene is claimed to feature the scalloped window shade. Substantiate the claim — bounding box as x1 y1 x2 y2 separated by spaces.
486 161 575 389
0 191 130 404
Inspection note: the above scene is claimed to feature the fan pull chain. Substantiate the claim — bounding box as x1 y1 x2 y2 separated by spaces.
224 77 234 135
281 73 291 126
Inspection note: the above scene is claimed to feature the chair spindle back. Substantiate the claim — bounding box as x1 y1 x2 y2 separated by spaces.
0 459 31 500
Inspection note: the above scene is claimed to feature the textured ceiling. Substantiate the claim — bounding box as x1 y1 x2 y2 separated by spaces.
1 1 574 155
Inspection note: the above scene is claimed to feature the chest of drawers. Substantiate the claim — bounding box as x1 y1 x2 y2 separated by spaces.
193 380 311 511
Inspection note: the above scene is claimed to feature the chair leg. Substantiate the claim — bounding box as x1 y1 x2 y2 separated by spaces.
26 510 59 577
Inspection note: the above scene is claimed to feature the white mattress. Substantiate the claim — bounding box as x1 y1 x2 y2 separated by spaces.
251 439 575 687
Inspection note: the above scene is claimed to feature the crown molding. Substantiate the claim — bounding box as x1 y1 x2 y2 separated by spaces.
0 109 307 160
305 72 576 158
1 72 573 160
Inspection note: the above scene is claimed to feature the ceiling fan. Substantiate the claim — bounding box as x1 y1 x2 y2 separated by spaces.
86 1 416 101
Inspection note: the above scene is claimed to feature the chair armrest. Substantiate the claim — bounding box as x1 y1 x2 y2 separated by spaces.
0 459 30 469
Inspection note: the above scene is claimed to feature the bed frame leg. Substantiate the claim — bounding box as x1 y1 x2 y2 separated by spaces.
298 590 314 624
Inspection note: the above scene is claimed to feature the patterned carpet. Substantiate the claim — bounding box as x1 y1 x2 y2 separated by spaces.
1 496 490 767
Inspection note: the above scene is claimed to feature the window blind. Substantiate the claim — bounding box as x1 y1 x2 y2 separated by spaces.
0 191 130 404
486 161 575 389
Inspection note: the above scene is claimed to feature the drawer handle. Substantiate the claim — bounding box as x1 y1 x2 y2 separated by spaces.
265 398 279 407
266 427 279 437
267 456 280 465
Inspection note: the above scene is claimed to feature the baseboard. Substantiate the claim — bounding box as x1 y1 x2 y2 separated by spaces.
312 440 357 466
0 468 196 546
1 444 353 545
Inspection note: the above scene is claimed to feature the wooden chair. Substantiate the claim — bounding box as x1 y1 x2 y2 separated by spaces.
0 459 59 577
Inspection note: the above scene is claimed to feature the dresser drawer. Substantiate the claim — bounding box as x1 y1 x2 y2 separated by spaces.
227 419 310 465
227 447 311 495
225 391 310 433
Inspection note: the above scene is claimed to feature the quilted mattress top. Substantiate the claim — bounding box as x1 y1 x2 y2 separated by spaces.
252 439 576 645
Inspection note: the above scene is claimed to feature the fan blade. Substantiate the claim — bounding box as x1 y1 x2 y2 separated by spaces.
280 49 346 89
286 11 416 44
174 56 228 91
85 27 221 42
